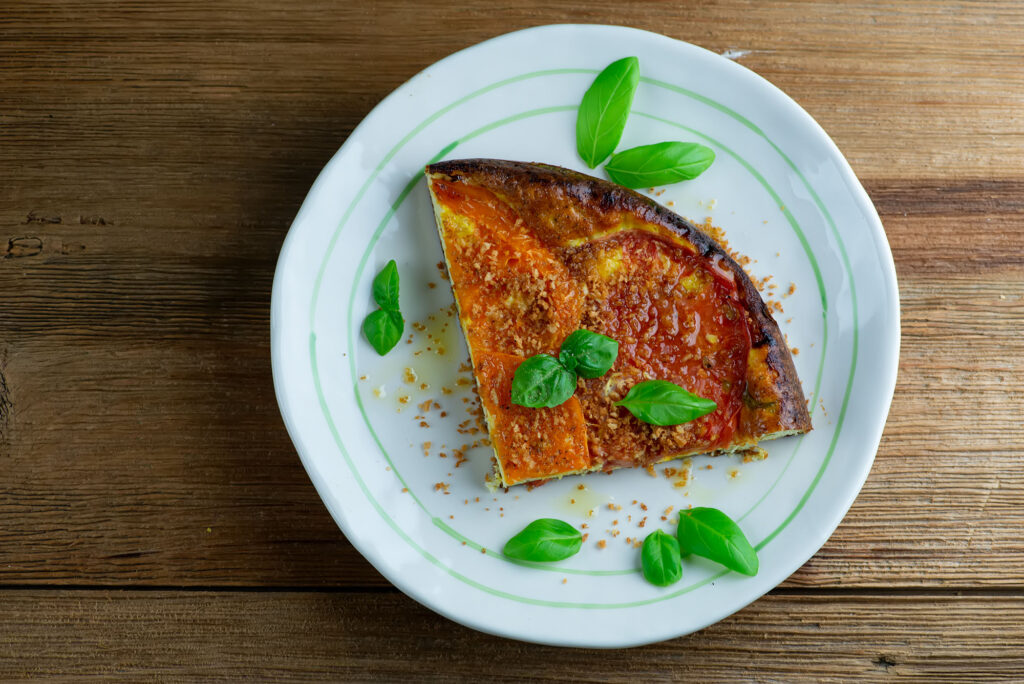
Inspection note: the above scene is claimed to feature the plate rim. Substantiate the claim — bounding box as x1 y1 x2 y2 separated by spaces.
271 23 900 647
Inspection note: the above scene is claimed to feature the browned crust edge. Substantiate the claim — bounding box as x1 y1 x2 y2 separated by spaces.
425 158 812 436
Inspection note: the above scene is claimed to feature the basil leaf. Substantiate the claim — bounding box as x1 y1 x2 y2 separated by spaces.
503 518 582 562
559 329 619 378
614 379 716 426
641 529 683 587
677 507 759 576
372 259 400 311
362 308 403 356
510 354 576 408
576 56 640 169
605 141 716 188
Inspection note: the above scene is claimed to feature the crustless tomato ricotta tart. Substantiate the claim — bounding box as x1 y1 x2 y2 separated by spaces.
426 159 811 488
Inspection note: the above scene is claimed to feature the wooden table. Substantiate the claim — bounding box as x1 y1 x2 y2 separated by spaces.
3 1 1022 679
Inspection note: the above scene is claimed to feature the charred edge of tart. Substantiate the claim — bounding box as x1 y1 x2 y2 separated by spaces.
425 159 812 435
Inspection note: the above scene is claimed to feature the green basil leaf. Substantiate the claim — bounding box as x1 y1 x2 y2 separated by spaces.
372 259 400 311
559 329 619 378
605 141 716 188
641 529 683 587
677 507 759 576
614 379 716 426
503 518 582 562
576 56 640 168
362 308 403 356
510 354 576 408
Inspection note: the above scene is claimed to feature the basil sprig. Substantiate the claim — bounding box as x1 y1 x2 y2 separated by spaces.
371 259 400 310
605 142 716 189
576 56 640 169
511 329 620 408
577 57 716 186
677 507 759 576
558 329 619 378
641 529 683 587
503 518 583 562
362 259 404 355
614 379 717 426
362 309 404 356
510 354 576 408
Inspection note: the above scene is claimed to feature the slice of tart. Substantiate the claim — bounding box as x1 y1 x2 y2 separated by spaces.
425 159 811 488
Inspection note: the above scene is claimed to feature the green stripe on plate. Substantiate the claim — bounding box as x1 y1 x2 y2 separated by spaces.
305 68 859 607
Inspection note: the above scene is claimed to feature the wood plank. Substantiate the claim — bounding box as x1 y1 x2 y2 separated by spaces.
0 589 1021 679
1 213 1022 588
2 0 1022 590
2 2 1023 187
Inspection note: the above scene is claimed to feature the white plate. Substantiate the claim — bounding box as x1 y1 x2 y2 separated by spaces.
271 25 899 648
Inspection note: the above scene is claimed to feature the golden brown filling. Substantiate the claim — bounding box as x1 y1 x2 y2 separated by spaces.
432 177 753 483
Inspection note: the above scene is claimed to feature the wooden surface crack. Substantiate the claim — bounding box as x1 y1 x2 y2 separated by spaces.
0 350 12 449
4 236 43 259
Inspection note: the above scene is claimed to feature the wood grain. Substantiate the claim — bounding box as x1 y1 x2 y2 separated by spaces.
1 590 1023 680
2 0 1023 675
3 209 1021 588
